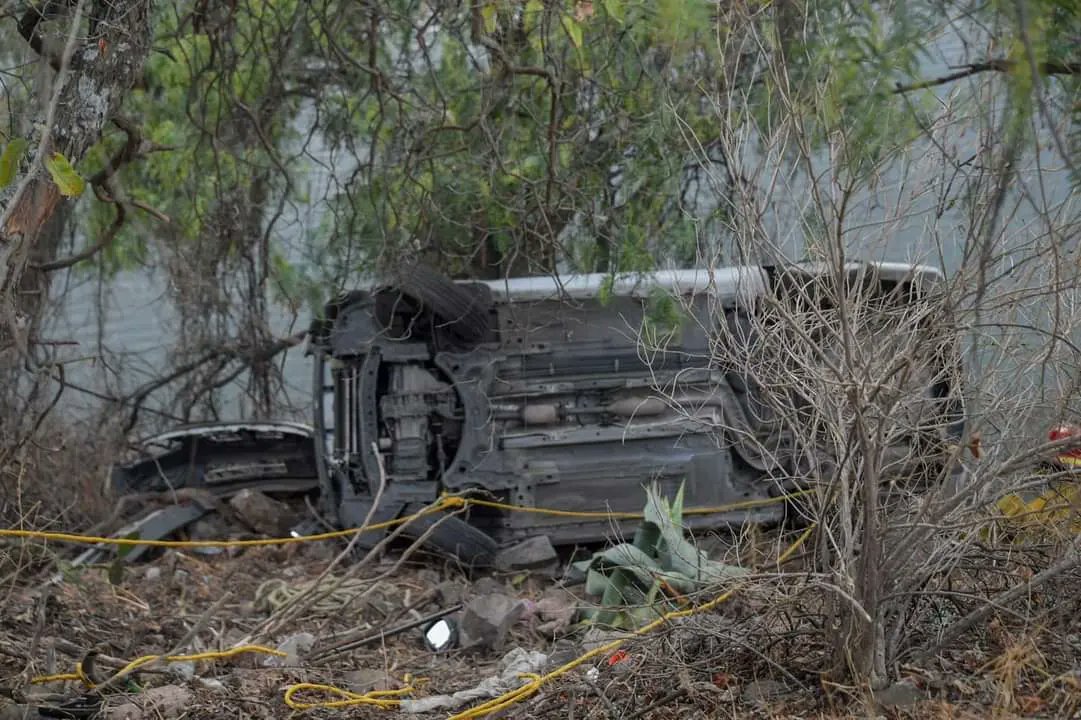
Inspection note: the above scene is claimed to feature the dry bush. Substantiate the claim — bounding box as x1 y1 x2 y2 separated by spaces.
623 1 1081 701
0 415 126 579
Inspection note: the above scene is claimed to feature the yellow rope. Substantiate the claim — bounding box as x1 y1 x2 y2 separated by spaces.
31 645 286 687
19 489 818 716
446 522 816 720
457 490 811 520
0 491 807 550
1 499 463 549
283 676 421 710
777 522 817 565
31 672 81 684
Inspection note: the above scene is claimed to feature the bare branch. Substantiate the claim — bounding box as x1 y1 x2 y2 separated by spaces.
893 58 1081 94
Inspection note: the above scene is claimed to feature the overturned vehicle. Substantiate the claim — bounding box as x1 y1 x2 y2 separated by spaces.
111 261 965 566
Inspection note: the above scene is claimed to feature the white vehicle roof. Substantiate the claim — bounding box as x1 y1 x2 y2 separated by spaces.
468 261 944 304
471 267 769 304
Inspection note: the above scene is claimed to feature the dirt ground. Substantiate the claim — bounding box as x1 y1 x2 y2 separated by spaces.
3 525 1078 720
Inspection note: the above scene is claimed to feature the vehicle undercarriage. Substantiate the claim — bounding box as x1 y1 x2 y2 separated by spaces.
109 261 966 567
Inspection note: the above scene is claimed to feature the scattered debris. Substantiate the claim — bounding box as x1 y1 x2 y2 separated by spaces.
63 502 210 572
494 536 559 574
166 661 195 681
522 588 577 636
458 593 526 651
102 685 193 719
265 632 315 667
312 605 464 661
422 618 458 652
196 677 227 692
185 512 237 541
229 489 296 536
399 647 548 713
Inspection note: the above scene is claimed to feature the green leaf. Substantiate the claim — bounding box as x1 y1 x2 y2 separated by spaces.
524 0 545 33
602 0 625 23
670 482 685 525
116 531 142 560
44 152 86 197
631 519 661 554
585 567 614 596
481 3 498 34
562 15 584 48
107 558 125 585
0 138 28 188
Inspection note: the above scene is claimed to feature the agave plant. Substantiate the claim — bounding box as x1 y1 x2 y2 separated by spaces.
573 482 748 628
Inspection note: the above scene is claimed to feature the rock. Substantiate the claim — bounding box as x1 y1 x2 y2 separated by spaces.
264 632 316 667
436 580 466 606
458 594 525 651
494 536 558 573
229 490 293 535
103 685 193 720
874 680 926 708
741 679 789 705
144 567 161 582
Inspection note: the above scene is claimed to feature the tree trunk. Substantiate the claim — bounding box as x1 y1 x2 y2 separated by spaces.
0 0 153 343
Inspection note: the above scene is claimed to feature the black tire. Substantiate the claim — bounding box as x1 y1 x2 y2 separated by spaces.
400 503 499 569
393 262 493 343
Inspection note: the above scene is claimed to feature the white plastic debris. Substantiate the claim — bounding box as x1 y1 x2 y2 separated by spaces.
167 661 196 681
400 647 548 713
263 632 316 667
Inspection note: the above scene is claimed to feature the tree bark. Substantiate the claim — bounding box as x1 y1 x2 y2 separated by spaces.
0 0 153 341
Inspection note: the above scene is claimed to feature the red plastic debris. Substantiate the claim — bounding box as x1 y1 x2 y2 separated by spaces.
606 649 630 666
1049 425 1081 467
